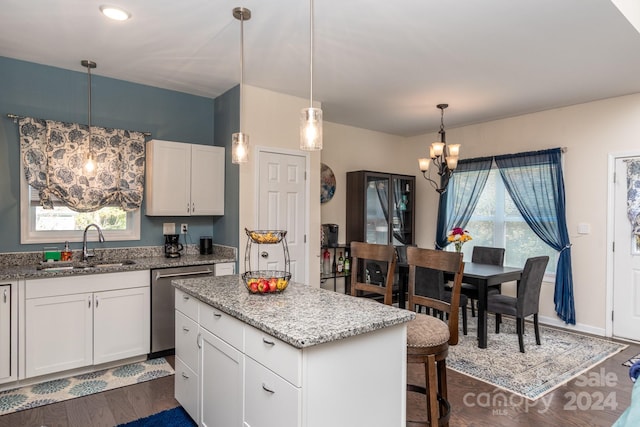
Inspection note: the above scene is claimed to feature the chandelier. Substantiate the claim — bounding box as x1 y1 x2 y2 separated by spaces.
418 104 460 194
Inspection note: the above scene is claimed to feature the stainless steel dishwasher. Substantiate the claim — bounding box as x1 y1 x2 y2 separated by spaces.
150 265 214 355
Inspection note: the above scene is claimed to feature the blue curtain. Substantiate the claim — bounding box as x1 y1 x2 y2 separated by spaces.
495 148 575 324
435 157 493 249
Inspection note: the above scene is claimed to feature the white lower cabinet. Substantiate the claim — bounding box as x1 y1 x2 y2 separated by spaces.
24 271 150 379
0 282 17 384
244 357 301 427
175 291 406 427
200 327 243 427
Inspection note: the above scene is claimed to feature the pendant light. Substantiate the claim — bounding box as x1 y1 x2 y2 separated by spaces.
299 0 322 151
82 59 97 177
232 7 251 164
418 104 460 194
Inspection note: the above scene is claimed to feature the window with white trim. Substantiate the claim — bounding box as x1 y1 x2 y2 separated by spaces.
462 168 557 274
20 172 140 244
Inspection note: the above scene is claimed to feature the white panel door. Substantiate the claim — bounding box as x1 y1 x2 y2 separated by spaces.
93 287 150 365
25 293 93 378
200 328 243 427
613 157 640 341
191 145 225 215
0 285 10 381
257 151 307 283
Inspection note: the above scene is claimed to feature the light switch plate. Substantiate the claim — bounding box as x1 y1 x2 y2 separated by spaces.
577 223 590 234
163 222 175 235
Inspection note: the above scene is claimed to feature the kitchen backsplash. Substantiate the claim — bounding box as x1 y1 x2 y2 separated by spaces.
0 244 236 267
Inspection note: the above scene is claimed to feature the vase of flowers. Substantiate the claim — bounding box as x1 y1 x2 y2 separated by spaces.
447 227 472 252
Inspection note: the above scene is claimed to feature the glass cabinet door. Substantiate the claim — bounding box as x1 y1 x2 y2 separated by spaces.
391 176 414 245
365 175 390 244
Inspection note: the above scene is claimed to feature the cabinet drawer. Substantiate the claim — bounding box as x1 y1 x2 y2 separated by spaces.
199 302 244 351
245 326 301 387
175 356 199 424
244 357 301 427
175 310 199 370
175 289 199 321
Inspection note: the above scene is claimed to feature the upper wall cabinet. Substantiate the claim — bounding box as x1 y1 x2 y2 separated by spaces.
145 140 225 216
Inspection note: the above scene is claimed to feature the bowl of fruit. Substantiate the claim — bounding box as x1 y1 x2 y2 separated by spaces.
245 229 287 244
242 270 291 294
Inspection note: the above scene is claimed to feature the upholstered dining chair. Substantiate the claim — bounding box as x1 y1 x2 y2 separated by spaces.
462 246 505 316
405 246 464 427
414 266 469 335
486 255 549 353
349 241 397 305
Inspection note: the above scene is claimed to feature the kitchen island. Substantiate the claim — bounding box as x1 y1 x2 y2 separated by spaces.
173 274 414 427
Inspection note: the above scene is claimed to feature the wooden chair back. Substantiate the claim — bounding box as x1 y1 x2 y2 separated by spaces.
350 242 397 306
406 247 465 345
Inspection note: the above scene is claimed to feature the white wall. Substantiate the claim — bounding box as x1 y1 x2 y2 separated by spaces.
321 92 640 335
239 85 322 287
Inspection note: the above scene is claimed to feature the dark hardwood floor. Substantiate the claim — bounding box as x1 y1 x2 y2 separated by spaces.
1 340 638 426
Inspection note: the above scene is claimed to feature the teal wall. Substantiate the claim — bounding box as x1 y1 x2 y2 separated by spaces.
0 56 239 253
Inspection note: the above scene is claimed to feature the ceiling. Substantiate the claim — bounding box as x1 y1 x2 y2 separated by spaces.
2 0 640 137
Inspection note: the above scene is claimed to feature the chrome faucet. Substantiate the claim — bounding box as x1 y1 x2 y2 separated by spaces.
82 223 105 262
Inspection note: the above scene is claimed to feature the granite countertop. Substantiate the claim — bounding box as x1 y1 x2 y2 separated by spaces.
0 245 237 281
173 274 415 349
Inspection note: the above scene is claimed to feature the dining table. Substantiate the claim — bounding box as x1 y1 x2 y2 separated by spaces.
397 261 523 349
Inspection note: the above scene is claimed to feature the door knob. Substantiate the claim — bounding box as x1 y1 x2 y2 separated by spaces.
261 251 268 258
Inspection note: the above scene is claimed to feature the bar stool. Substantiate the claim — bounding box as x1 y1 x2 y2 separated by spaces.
405 247 464 426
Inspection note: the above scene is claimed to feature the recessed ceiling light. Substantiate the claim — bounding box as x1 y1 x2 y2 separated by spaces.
99 5 131 21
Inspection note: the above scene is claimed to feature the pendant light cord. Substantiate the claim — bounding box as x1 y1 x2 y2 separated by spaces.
239 11 245 131
309 0 314 108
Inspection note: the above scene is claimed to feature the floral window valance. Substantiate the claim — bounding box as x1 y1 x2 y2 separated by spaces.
19 116 146 212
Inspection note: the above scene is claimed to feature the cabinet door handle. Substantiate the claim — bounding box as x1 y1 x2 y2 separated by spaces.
262 383 275 394
213 313 222 318
192 202 195 213
182 372 190 379
183 294 190 300
262 338 275 346
95 297 99 308
197 332 202 349
187 203 190 214
88 296 92 308
182 326 190 332
2 288 6 303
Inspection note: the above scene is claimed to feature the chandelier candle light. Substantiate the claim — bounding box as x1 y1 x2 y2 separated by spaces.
232 7 251 164
447 227 472 253
299 0 323 151
418 103 460 194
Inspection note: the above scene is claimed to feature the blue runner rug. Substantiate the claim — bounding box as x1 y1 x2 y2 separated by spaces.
118 406 196 427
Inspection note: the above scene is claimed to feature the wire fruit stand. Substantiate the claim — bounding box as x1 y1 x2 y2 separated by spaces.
242 229 291 293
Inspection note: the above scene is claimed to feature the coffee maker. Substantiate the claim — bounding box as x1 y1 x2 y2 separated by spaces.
164 234 184 258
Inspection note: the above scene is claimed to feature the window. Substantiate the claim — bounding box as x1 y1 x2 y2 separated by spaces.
21 180 140 244
461 168 557 274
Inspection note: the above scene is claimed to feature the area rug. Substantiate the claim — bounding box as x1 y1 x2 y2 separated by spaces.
447 315 627 401
0 357 174 416
117 407 195 427
624 353 640 367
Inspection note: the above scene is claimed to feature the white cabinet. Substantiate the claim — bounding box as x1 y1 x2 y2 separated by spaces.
200 327 243 427
0 282 17 384
214 262 235 276
174 307 200 423
24 271 150 379
145 139 225 216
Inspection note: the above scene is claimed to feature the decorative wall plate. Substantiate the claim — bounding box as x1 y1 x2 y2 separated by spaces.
320 163 336 203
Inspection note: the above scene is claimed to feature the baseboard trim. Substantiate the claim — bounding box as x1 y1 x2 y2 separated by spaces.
538 314 606 337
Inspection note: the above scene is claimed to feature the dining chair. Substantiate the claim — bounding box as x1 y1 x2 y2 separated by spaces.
405 246 464 427
414 266 468 335
486 255 549 353
349 241 397 305
462 246 505 316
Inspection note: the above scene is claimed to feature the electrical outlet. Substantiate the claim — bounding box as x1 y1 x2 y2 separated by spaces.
181 223 188 234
